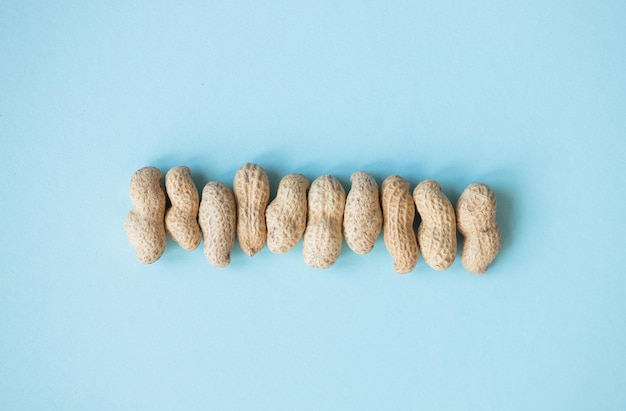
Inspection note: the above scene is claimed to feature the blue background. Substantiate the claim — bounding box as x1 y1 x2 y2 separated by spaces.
1 1 625 410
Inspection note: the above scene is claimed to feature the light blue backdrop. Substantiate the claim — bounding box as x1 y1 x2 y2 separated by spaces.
1 1 625 410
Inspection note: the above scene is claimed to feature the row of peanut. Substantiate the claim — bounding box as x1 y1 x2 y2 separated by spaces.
124 163 501 274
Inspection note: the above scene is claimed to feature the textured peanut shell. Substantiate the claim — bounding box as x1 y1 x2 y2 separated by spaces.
303 174 346 269
266 174 310 254
413 180 457 271
198 182 237 268
124 166 167 264
381 175 418 274
233 163 270 256
456 183 501 274
164 166 201 251
343 171 382 254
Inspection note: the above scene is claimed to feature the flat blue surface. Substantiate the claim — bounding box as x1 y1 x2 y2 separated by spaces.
1 1 625 410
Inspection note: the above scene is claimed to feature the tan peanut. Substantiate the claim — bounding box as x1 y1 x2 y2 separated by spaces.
124 166 167 264
266 174 310 254
233 163 270 256
198 182 237 268
413 180 457 271
303 175 346 269
456 183 501 274
164 166 201 251
343 171 382 254
381 175 418 273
